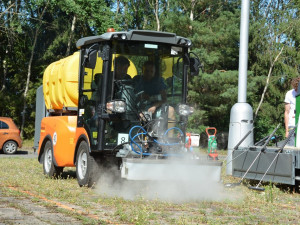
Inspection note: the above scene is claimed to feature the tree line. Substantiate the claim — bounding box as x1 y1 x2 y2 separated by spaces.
0 0 299 143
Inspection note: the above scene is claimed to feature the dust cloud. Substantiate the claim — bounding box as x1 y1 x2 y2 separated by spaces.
94 159 242 203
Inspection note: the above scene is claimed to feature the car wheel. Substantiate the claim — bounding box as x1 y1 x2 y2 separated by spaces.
3 141 18 154
42 140 63 178
76 141 99 187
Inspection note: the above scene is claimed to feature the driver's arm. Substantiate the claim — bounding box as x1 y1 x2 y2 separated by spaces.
147 90 167 114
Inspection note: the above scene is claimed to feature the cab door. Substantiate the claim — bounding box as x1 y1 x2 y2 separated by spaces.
78 44 105 150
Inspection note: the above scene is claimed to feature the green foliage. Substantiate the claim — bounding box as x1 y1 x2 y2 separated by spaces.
187 109 207 135
188 70 238 132
0 0 299 142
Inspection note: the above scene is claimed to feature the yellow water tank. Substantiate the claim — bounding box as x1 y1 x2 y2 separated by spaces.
43 52 138 110
43 52 79 110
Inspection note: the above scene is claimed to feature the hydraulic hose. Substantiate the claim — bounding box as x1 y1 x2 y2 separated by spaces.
153 127 184 146
128 125 184 156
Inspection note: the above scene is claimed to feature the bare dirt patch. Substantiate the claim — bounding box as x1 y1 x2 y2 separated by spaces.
0 193 82 224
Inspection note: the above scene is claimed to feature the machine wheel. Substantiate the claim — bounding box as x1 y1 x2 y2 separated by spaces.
43 141 63 178
295 180 300 193
3 141 18 154
76 141 99 187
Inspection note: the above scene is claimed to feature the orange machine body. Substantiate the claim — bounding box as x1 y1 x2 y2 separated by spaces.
38 116 89 167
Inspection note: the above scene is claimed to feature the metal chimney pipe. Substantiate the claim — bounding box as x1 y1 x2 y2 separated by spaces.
238 0 250 103
226 0 254 175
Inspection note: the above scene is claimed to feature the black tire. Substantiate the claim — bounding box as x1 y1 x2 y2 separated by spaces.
295 180 300 193
76 141 99 187
3 141 18 154
42 140 63 178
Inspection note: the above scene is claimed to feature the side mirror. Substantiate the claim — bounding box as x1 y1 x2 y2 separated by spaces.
84 49 97 69
83 44 99 69
189 57 201 76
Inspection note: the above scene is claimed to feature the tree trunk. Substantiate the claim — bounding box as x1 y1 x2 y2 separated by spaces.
143 17 148 30
1 48 8 92
21 28 39 137
189 0 196 31
147 0 160 31
124 2 128 31
66 15 76 56
155 0 160 31
20 3 48 137
254 46 284 119
0 2 15 92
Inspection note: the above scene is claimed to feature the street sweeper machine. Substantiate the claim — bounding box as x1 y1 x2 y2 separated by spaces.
35 29 222 187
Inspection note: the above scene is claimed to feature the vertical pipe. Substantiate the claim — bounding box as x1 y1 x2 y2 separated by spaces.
227 0 253 175
238 0 250 103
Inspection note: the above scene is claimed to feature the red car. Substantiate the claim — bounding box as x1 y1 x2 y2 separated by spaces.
0 117 22 154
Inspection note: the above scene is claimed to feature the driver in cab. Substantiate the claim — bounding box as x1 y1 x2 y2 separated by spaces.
133 61 175 121
114 56 132 80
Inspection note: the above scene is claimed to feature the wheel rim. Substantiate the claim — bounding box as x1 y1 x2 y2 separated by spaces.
44 148 52 173
78 151 87 180
5 142 16 154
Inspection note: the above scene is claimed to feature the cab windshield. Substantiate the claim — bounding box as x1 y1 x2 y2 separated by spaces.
110 41 186 111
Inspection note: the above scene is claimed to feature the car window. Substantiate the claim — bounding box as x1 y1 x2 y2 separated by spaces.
0 121 9 129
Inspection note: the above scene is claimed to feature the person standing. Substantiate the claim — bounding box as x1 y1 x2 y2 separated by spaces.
284 77 300 146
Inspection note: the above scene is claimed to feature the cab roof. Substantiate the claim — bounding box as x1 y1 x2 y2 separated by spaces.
76 30 191 49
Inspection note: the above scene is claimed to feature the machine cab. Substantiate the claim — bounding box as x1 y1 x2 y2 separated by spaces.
76 30 200 153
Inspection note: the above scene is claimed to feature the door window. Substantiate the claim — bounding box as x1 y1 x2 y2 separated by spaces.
0 121 9 129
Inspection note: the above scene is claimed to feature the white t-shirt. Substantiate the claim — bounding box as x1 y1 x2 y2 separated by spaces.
284 89 296 127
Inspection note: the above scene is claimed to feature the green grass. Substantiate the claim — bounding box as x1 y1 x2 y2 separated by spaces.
21 139 35 151
1 142 300 224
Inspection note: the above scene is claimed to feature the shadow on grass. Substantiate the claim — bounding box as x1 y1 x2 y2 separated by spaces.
60 170 77 179
0 150 29 155
16 150 29 155
247 180 299 193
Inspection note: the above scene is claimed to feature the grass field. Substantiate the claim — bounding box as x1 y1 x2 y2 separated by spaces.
0 144 299 224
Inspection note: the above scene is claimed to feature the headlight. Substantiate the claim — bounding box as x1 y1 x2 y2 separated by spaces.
121 33 127 40
106 100 126 113
177 104 194 116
